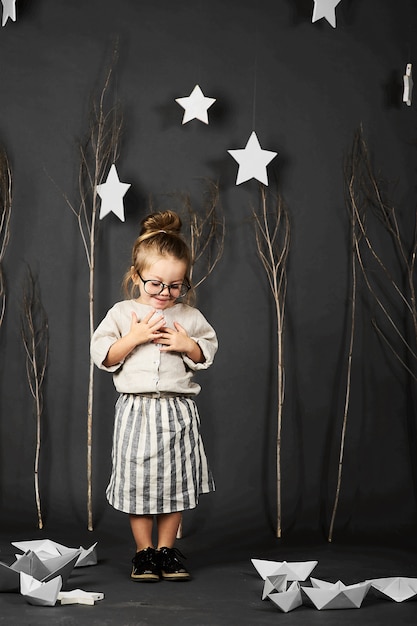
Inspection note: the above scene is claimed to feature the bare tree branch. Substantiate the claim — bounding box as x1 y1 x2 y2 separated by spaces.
329 126 417 540
328 139 358 541
180 179 225 291
352 128 417 374
371 318 417 383
21 266 49 530
59 44 122 530
172 179 224 540
253 185 290 538
0 148 12 328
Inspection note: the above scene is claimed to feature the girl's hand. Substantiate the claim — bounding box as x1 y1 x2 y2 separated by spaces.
129 310 165 345
103 310 166 367
157 322 204 363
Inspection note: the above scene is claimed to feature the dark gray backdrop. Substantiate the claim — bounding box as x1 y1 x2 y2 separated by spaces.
0 0 416 544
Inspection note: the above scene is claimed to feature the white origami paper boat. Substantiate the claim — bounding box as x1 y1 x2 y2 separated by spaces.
251 558 318 581
262 574 287 599
268 581 303 613
12 540 98 567
369 577 417 602
58 589 104 605
16 549 81 587
0 561 21 592
13 540 63 560
302 577 371 610
20 572 62 607
75 542 98 567
0 551 52 593
12 551 50 580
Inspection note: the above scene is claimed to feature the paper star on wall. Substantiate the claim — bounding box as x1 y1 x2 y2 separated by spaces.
175 84 216 124
403 63 413 106
312 0 342 28
228 131 277 186
1 0 16 27
96 164 131 222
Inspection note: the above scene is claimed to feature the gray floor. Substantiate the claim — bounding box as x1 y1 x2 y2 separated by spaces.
1 519 417 625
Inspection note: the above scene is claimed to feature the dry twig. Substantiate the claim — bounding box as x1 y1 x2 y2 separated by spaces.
328 126 417 540
253 185 290 538
159 180 224 294
0 148 12 328
21 267 49 530
62 46 122 530
185 180 225 289
328 134 360 542
174 179 224 539
353 129 417 372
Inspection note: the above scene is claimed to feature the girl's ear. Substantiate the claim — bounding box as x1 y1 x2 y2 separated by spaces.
131 266 140 285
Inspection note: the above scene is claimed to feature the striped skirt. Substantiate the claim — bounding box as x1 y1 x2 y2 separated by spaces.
106 394 215 515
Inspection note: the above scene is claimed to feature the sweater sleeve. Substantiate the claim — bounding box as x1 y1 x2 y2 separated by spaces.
90 305 124 373
182 309 218 371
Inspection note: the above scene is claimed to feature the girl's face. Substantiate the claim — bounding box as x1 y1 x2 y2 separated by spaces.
133 255 188 310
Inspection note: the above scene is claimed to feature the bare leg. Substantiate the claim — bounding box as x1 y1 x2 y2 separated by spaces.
156 512 190 580
156 512 182 548
129 514 154 551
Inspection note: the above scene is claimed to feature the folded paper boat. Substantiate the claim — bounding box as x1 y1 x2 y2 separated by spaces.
268 581 303 613
0 551 51 593
251 559 318 581
12 540 98 567
0 561 20 592
16 548 81 588
74 543 98 567
12 551 50 580
13 540 62 560
301 577 371 610
0 548 82 593
20 572 62 607
369 577 417 602
262 574 287 599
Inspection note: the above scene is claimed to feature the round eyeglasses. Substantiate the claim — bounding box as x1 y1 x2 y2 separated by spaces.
139 275 191 298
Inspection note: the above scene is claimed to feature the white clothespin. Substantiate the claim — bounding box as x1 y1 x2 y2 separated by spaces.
403 63 413 106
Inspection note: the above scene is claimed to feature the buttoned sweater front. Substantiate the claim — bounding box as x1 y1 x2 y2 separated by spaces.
90 300 217 396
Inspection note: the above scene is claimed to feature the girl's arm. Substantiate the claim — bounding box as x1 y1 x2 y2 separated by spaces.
185 341 205 364
103 310 166 367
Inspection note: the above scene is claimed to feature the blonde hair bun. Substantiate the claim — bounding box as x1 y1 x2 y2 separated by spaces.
140 210 182 237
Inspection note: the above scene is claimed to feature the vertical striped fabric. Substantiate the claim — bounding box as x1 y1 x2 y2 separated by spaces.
106 394 215 514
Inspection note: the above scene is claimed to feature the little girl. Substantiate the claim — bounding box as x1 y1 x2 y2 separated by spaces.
91 210 217 582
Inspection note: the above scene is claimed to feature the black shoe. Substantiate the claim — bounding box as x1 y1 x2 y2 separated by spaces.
157 547 191 581
131 547 160 582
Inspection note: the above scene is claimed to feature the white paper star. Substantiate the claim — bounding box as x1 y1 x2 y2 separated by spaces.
96 164 131 222
228 131 277 186
175 84 216 124
58 589 104 605
1 0 16 26
403 63 413 106
312 0 342 28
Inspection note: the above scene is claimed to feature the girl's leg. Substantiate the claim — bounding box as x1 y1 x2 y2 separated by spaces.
129 514 154 551
156 511 182 548
156 512 190 580
130 514 160 582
